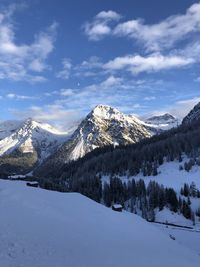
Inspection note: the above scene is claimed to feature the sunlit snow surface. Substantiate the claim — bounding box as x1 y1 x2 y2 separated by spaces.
0 180 199 267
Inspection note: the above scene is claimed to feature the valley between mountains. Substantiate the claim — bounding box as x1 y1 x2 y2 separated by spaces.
1 102 200 267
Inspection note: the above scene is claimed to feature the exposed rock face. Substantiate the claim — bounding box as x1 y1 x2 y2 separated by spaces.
182 102 200 125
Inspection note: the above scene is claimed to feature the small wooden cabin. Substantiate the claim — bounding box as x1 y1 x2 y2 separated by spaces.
26 182 39 188
112 204 123 212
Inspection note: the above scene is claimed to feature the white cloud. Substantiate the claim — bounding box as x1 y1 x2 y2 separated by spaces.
114 3 200 51
83 10 121 40
145 97 200 120
169 97 200 119
54 75 154 113
100 75 122 88
85 3 200 53
81 4 200 78
9 75 167 128
74 56 104 77
56 58 72 79
59 88 75 96
96 10 121 21
103 53 194 74
29 59 46 72
11 104 81 131
6 93 37 100
0 5 58 82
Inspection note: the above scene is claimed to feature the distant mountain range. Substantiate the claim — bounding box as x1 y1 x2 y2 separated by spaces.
145 113 179 130
0 103 192 175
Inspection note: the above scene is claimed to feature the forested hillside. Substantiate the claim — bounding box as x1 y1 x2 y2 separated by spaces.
37 117 200 223
40 118 200 181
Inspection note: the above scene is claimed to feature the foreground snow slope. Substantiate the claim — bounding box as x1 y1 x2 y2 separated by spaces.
0 181 199 267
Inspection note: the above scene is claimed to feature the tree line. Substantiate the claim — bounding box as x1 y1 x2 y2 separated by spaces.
39 174 199 223
56 119 200 185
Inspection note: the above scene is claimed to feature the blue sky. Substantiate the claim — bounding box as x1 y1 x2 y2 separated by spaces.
0 0 200 129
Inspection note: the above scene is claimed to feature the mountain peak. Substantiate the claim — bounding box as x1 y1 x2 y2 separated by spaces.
91 104 121 119
35 105 153 177
146 113 177 124
147 113 175 121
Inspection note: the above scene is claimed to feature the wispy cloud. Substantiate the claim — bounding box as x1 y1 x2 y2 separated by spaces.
169 97 200 119
73 41 200 78
59 88 75 96
144 96 156 101
74 56 105 77
9 75 175 128
144 97 200 120
53 76 161 114
6 93 37 100
84 3 200 53
82 3 200 76
83 10 121 40
11 104 81 131
0 4 58 82
56 58 72 79
114 3 200 52
103 53 194 74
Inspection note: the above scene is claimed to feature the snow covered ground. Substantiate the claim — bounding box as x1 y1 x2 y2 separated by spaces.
0 180 199 267
102 159 200 228
121 159 200 190
155 208 194 226
102 158 200 190
154 223 200 256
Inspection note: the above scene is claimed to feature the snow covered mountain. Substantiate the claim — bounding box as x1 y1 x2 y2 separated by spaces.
35 105 153 176
68 104 153 160
182 102 200 125
145 113 179 130
0 180 199 267
0 105 179 176
0 119 68 174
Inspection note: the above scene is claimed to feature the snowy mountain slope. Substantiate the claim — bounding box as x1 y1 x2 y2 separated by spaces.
0 180 199 267
0 105 180 176
0 118 68 156
145 113 179 130
0 120 23 140
35 105 153 176
67 104 152 160
182 102 200 124
0 119 68 174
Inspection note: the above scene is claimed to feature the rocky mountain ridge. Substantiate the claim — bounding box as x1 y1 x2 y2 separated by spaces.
0 105 179 175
